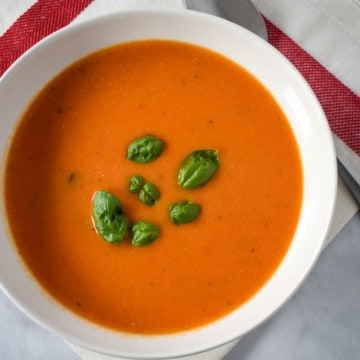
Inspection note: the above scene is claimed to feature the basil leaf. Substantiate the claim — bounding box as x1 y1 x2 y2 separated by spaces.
169 201 201 225
131 221 160 247
127 135 164 163
129 175 145 193
178 150 220 188
92 190 128 243
139 182 160 206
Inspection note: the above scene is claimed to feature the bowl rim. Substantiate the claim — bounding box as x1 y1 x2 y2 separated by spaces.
0 8 337 359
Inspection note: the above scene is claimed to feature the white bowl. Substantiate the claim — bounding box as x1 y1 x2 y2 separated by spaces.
0 9 337 359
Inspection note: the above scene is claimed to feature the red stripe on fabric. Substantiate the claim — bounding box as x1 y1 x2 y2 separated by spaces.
265 19 360 156
0 0 93 77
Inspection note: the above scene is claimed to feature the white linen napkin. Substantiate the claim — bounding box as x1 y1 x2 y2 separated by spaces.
252 0 360 96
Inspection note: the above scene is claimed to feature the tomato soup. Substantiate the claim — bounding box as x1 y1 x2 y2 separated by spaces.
4 40 303 334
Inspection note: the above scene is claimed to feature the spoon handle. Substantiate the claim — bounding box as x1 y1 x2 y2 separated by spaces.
337 159 360 207
334 134 360 207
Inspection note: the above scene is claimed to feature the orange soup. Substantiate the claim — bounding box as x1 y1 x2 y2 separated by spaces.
4 40 302 334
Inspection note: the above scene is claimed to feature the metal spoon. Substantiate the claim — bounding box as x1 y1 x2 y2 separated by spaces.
334 135 360 206
185 0 360 206
184 0 268 40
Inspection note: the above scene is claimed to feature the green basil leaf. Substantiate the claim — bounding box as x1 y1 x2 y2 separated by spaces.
131 221 160 247
178 150 220 188
129 175 145 193
92 190 128 243
169 201 201 225
139 182 160 206
127 135 164 163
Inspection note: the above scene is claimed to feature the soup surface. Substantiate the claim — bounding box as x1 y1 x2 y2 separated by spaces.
4 40 302 334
